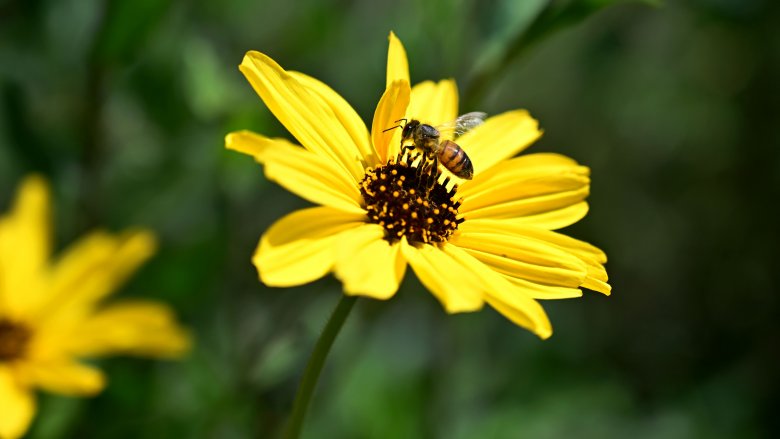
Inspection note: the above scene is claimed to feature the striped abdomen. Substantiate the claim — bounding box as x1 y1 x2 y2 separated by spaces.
438 140 473 179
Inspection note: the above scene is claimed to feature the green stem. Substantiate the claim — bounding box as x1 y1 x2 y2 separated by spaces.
284 295 357 439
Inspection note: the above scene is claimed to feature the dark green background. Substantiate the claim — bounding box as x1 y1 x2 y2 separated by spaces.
1 0 778 437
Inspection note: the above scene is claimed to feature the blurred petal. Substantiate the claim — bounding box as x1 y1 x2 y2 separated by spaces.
66 301 191 358
371 80 411 165
0 176 50 317
0 367 35 439
457 110 542 175
289 71 373 165
386 31 410 87
9 176 50 273
256 207 366 287
400 241 484 313
334 225 405 300
21 359 105 396
42 230 156 319
226 131 364 213
239 51 364 181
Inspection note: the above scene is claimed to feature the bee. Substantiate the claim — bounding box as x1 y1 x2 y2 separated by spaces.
384 112 487 180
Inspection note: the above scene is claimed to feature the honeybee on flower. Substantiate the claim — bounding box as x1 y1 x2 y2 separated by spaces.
226 32 610 339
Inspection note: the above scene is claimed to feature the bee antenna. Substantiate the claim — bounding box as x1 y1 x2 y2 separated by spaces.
393 118 408 125
382 125 402 133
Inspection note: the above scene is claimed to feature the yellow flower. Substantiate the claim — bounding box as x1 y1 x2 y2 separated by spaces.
0 176 190 439
226 32 610 340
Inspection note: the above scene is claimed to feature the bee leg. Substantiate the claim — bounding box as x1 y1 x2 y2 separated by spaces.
400 143 414 162
422 150 436 189
429 156 439 189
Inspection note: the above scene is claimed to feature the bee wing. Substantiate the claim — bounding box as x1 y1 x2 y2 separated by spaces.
436 112 488 138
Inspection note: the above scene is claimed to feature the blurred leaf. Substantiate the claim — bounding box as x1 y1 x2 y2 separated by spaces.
471 0 548 78
93 0 171 64
0 82 55 175
464 0 658 107
183 36 244 120
28 396 84 439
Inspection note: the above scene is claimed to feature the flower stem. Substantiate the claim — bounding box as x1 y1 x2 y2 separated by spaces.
284 295 357 439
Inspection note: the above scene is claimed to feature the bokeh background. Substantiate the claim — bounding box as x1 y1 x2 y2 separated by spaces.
1 0 778 437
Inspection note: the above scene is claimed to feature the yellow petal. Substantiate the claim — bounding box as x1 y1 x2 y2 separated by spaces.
239 51 364 182
334 225 405 300
10 176 50 272
407 79 459 127
289 71 373 166
400 241 483 313
41 230 156 320
457 110 542 175
21 359 105 396
507 202 590 230
225 130 364 214
450 227 587 289
0 176 50 317
458 156 590 222
483 291 552 339
255 207 366 287
371 80 411 165
457 152 588 231
386 31 410 87
460 152 582 198
0 366 35 439
461 219 610 296
506 276 583 300
460 191 591 220
65 301 191 358
442 244 553 338
459 154 590 215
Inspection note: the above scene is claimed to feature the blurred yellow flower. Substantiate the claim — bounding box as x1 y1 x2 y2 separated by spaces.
226 32 609 340
0 176 190 439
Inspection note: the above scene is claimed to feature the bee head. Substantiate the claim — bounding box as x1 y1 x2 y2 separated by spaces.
402 120 420 140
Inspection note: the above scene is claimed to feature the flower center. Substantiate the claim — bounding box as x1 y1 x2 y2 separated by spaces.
0 319 32 362
360 152 463 244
